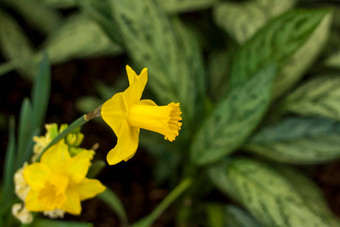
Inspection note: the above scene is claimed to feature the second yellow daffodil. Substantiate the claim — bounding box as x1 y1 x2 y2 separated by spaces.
101 66 182 165
23 141 105 215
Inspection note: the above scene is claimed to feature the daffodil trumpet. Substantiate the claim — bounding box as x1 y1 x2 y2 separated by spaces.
101 65 182 165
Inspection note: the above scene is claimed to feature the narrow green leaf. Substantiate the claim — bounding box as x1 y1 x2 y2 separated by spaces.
159 0 219 14
32 219 92 227
31 53 50 130
42 14 122 65
205 203 225 227
191 65 277 165
244 117 340 163
4 0 62 34
209 159 340 227
230 9 329 87
0 9 34 78
17 98 33 168
280 74 340 120
109 0 206 124
98 189 129 225
1 117 16 205
87 160 106 178
214 0 295 43
75 96 102 114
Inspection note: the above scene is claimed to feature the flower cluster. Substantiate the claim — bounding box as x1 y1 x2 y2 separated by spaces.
12 124 105 224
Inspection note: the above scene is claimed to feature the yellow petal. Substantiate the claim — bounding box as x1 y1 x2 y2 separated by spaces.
101 92 127 136
25 190 44 211
23 163 51 190
126 65 138 85
77 178 106 201
139 99 157 106
66 150 94 184
123 68 148 106
61 188 81 215
41 141 71 173
107 121 140 165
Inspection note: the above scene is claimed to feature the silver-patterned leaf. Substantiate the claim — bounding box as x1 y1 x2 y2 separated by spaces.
230 9 329 88
190 65 276 165
214 0 295 43
281 74 340 120
109 0 206 124
160 0 219 14
0 9 35 78
42 14 122 64
244 117 340 163
209 159 340 227
273 13 331 99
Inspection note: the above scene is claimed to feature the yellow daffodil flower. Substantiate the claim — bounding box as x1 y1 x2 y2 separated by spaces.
23 141 106 215
101 65 182 165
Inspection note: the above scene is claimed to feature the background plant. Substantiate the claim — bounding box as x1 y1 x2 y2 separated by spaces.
1 0 340 226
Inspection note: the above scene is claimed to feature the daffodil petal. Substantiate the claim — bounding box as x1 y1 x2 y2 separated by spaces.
25 190 44 212
77 178 106 201
101 92 127 135
123 68 148 106
139 99 157 106
66 150 94 183
61 188 81 215
106 121 140 165
23 163 51 190
41 141 71 173
126 65 138 85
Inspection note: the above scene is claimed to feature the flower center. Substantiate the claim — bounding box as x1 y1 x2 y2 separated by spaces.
38 175 68 211
127 102 182 141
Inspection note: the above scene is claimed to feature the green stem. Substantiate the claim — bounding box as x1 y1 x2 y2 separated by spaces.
36 115 88 161
132 178 192 227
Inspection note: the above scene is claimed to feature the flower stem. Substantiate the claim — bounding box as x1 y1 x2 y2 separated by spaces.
36 115 88 161
132 178 192 227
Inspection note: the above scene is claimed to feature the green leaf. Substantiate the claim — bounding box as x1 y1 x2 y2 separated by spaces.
42 14 122 65
280 74 340 120
17 98 33 168
31 53 50 130
159 0 219 14
77 0 123 46
75 96 102 114
4 0 62 34
205 203 225 227
273 13 331 99
109 0 206 124
191 65 277 165
38 0 76 8
224 205 262 227
98 188 129 225
1 117 16 205
0 9 34 78
244 117 340 163
87 160 106 178
230 9 329 88
209 159 340 227
207 50 231 101
324 50 340 69
32 219 92 227
214 0 295 43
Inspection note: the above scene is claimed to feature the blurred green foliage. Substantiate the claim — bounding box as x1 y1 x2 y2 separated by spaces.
2 0 340 226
